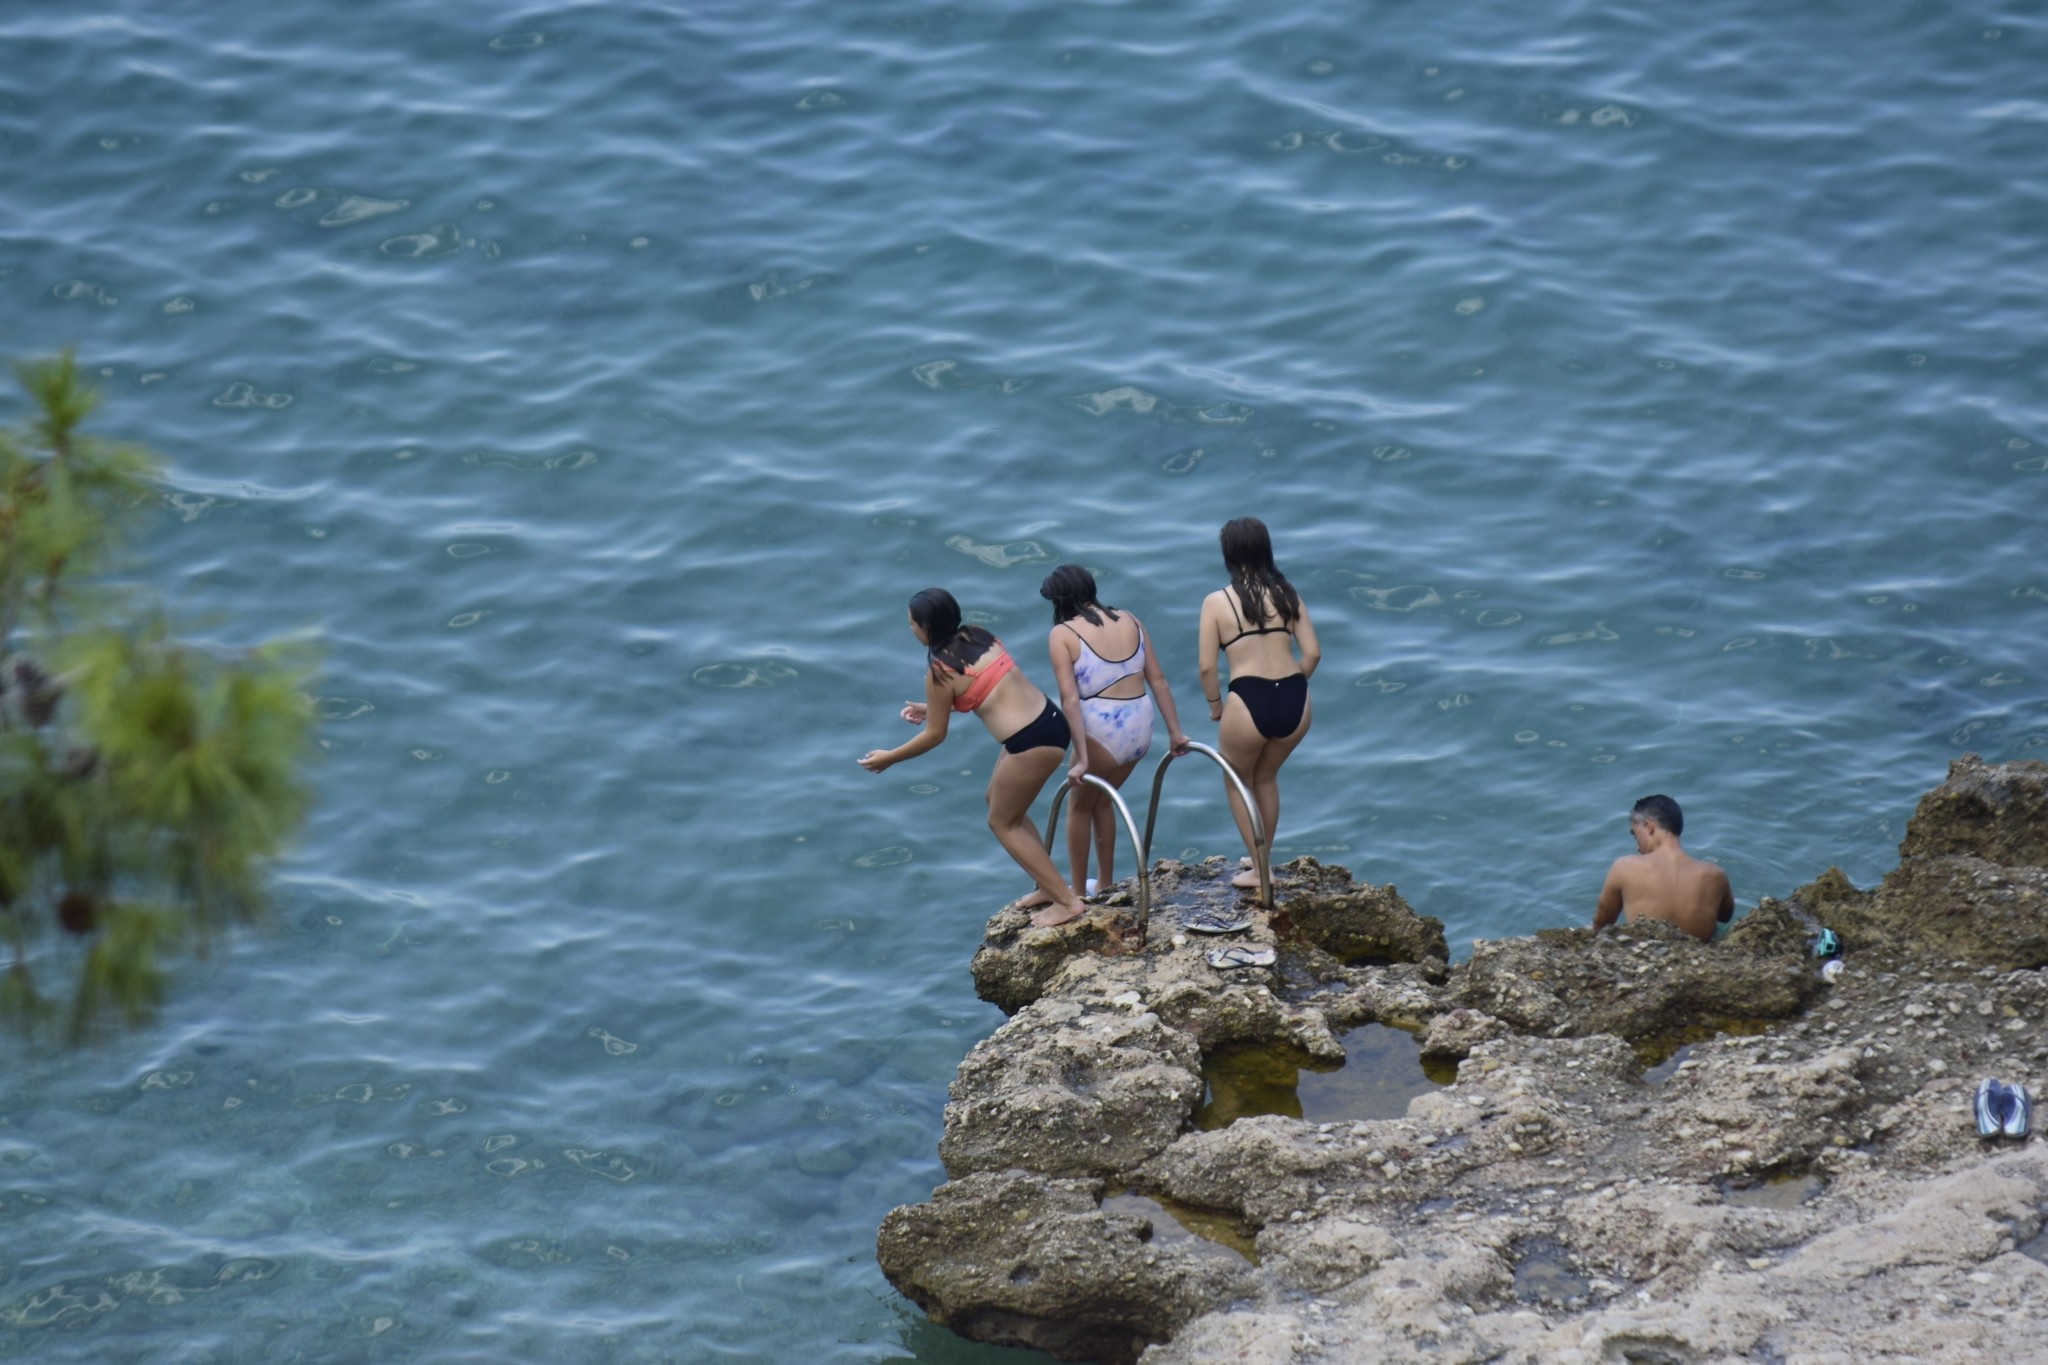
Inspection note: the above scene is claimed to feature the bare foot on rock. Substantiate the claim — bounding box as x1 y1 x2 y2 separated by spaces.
1028 902 1089 929
1231 868 1263 890
1008 888 1054 911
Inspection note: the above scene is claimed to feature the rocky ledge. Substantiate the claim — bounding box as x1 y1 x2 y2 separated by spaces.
878 756 2048 1363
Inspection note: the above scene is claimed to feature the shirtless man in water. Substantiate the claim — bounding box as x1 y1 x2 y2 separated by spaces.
1592 794 1734 943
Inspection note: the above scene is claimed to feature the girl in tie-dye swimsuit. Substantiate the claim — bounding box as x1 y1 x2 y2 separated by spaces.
1040 565 1191 899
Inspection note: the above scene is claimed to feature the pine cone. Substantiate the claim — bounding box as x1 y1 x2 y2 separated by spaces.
57 891 97 936
12 660 58 728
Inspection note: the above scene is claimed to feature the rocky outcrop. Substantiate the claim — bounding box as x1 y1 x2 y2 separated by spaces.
1447 899 1820 1043
1797 754 2048 968
1284 871 1449 966
939 998 1203 1179
881 760 2048 1363
971 904 1142 1015
1900 753 2048 865
876 1171 1258 1364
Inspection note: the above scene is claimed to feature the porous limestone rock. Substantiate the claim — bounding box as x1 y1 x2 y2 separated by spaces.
876 1170 1257 1364
1651 1045 1868 1177
971 905 1140 1015
1283 873 1448 966
1800 856 2048 970
1899 753 2048 866
1446 900 1820 1041
1795 754 2048 968
1253 1216 1401 1293
940 997 1202 1180
1418 1006 1510 1066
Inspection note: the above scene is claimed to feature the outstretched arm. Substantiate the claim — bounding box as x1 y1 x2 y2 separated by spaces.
861 671 951 772
1593 860 1626 931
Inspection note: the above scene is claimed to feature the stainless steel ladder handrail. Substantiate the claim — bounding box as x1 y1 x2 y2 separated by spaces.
1140 741 1270 908
1042 774 1151 921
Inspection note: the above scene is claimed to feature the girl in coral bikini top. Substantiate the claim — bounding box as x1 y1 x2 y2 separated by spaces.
857 587 1092 927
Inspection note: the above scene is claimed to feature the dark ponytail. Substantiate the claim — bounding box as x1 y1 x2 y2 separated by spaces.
909 587 997 680
1038 564 1120 627
1219 517 1300 630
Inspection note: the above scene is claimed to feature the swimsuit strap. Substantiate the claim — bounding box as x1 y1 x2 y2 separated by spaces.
1221 588 1288 649
1065 620 1145 700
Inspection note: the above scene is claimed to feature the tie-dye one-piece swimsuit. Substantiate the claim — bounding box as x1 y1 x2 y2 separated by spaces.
1066 623 1154 767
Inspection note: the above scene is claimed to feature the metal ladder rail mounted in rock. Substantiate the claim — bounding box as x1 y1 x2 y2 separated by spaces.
1139 740 1271 908
1041 774 1151 922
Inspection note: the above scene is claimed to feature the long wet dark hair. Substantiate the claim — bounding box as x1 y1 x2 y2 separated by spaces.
1220 517 1301 631
1039 564 1121 628
909 587 998 680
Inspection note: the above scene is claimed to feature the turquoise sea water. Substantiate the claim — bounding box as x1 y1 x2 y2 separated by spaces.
1 1 2043 1358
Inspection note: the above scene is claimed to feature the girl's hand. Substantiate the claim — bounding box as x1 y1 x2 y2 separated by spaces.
900 700 927 725
1207 697 1224 722
1168 731 1192 757
1067 754 1090 788
858 750 893 773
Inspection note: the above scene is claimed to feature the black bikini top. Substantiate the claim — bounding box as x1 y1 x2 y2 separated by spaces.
1221 590 1290 649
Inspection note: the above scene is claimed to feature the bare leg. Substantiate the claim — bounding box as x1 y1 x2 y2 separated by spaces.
1243 695 1311 884
1091 752 1140 888
1092 799 1116 888
1216 697 1268 884
984 745 1087 926
1065 776 1101 896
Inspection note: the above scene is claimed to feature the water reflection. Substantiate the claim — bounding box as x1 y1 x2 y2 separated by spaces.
1195 1025 1441 1130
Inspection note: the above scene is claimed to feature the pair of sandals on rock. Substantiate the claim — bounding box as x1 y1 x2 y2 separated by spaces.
1975 1079 2032 1139
1181 908 1275 969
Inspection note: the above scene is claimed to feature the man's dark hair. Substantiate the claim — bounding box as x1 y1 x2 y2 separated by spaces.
1631 794 1683 837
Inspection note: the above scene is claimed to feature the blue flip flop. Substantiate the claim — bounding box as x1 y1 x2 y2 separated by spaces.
1183 910 1253 936
2006 1084 2032 1139
1975 1079 2005 1138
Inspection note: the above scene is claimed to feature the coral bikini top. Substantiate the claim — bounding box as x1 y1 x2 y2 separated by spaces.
948 644 1016 713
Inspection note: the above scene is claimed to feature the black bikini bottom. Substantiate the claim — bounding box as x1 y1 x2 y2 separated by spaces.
1001 699 1071 755
1229 674 1307 740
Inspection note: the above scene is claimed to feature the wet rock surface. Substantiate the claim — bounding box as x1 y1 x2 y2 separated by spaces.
881 762 2048 1362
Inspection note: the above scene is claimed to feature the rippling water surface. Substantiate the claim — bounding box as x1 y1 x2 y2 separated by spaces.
2 1 2044 1358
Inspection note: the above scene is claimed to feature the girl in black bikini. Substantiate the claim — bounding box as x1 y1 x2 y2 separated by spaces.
858 588 1090 928
1196 519 1321 891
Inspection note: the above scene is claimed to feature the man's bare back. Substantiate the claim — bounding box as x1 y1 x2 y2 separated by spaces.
1593 796 1734 943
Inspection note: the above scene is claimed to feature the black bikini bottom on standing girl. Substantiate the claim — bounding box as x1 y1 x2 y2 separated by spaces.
1228 674 1307 740
1000 699 1071 755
